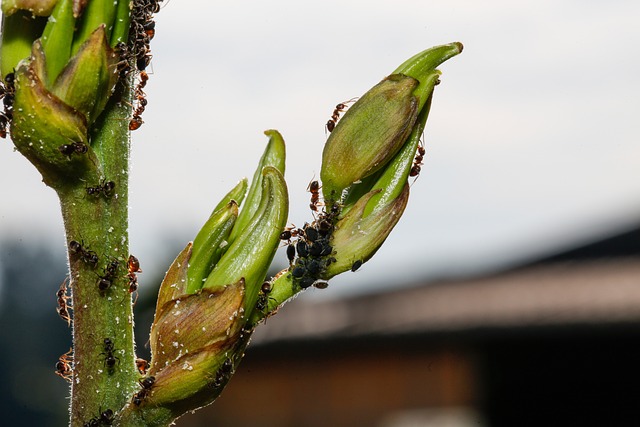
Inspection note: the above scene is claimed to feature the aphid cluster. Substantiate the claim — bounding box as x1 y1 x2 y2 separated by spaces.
56 277 72 326
282 202 338 289
55 348 73 382
69 240 99 267
410 144 425 178
325 97 356 133
101 338 119 373
83 409 114 427
132 376 155 406
97 259 120 295
86 180 115 198
0 72 15 139
126 254 142 302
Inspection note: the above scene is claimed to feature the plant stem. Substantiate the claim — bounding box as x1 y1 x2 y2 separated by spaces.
58 83 138 426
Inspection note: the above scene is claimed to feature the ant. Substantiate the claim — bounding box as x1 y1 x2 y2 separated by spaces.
101 338 119 373
135 358 150 375
86 180 116 198
83 408 114 427
0 72 15 139
97 259 119 294
56 277 72 326
325 97 357 133
308 180 322 212
126 254 142 302
129 71 148 131
55 348 73 382
410 144 425 178
132 376 155 406
255 280 277 314
69 240 99 267
58 141 88 158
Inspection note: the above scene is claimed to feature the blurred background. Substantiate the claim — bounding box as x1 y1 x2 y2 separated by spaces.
1 0 639 425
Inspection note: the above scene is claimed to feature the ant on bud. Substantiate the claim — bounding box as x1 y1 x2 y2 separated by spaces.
410 144 425 178
325 97 357 133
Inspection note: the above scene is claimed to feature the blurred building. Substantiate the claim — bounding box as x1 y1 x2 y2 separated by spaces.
183 224 640 427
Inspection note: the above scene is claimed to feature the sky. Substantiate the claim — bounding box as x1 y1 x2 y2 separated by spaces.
1 0 639 299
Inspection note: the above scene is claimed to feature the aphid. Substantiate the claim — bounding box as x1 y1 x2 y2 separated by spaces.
299 277 315 289
213 360 233 388
351 260 363 272
101 338 119 372
286 244 296 264
313 281 329 290
135 358 150 375
296 240 309 258
69 240 99 267
86 180 116 198
132 376 155 406
325 97 356 133
308 180 321 212
55 348 73 382
410 144 426 177
56 277 72 326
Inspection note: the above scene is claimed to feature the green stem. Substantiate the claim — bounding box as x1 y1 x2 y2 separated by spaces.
60 83 137 426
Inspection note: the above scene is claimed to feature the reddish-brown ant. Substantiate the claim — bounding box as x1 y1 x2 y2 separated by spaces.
410 144 425 178
308 180 322 212
129 71 148 131
325 97 357 133
56 277 72 326
126 254 142 302
55 348 73 382
136 358 150 375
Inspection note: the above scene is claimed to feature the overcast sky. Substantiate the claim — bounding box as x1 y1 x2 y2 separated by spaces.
1 0 639 299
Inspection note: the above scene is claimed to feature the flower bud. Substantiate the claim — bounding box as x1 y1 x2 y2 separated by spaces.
11 40 99 184
323 184 409 279
50 25 119 124
203 166 289 316
321 42 463 203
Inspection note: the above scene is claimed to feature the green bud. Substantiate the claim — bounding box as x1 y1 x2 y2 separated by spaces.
1 0 57 16
321 42 463 204
11 40 98 185
50 24 119 124
186 201 238 294
227 129 286 244
41 0 76 83
71 0 119 54
323 184 410 279
203 166 289 316
321 74 419 202
0 11 46 78
148 242 248 411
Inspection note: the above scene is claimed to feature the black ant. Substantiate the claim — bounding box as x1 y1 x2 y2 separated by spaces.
132 376 155 406
69 240 99 267
135 358 149 375
83 408 114 427
308 180 321 212
86 180 115 198
55 348 73 382
0 72 15 139
212 359 233 388
255 281 277 314
325 97 356 133
101 338 119 373
97 259 119 294
410 144 425 177
58 141 88 158
56 277 72 326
